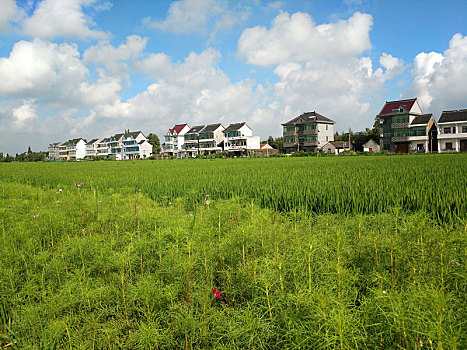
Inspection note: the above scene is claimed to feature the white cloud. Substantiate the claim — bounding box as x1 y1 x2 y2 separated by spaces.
134 53 173 78
408 33 467 114
83 35 148 64
0 0 24 32
238 11 373 67
12 100 38 129
22 0 108 39
0 39 121 107
150 0 225 34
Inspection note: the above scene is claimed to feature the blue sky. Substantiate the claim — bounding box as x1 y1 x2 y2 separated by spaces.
1 0 467 154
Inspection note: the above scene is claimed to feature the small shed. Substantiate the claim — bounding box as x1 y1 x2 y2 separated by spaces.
363 139 380 152
322 141 351 154
250 143 279 156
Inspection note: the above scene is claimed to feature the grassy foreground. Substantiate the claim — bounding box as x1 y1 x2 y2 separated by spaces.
0 155 466 349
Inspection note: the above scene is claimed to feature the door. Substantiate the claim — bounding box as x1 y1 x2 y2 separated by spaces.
461 140 467 152
395 143 409 153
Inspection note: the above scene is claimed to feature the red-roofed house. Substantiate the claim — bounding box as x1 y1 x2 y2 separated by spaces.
378 98 438 153
162 124 190 158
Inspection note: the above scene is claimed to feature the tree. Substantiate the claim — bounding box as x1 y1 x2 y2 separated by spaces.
27 146 32 153
147 133 161 154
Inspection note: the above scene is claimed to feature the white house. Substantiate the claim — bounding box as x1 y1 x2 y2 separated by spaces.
182 125 206 158
47 142 61 160
162 124 190 158
437 109 467 152
66 138 87 160
85 139 100 159
96 138 110 158
199 123 224 155
322 141 351 154
223 122 261 155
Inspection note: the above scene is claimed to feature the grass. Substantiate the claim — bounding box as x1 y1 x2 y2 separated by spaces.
0 154 466 348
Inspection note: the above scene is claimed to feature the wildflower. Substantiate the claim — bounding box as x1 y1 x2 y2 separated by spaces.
419 339 423 346
229 217 238 221
204 194 210 198
205 200 210 205
59 189 62 192
97 201 102 203
32 214 39 218
8 204 12 208
75 182 84 188
382 290 386 294
20 170 24 173
212 287 222 299
169 202 172 205
56 201 61 204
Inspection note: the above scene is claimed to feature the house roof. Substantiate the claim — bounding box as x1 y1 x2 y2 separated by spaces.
411 114 432 125
86 138 99 145
187 125 205 134
201 123 223 132
438 109 467 123
363 139 380 146
172 124 188 134
378 98 417 115
138 140 148 145
124 130 144 139
67 138 85 145
260 143 277 150
282 111 334 125
224 122 247 132
330 141 350 148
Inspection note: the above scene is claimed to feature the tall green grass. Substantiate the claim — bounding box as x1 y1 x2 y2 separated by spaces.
0 155 466 348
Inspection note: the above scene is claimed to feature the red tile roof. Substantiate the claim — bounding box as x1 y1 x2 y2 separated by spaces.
172 124 188 134
378 98 417 115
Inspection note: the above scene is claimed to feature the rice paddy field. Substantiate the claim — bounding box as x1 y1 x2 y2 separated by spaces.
0 154 466 349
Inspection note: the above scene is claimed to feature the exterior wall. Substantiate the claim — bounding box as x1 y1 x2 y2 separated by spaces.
139 141 152 158
322 143 336 154
438 122 467 152
317 123 334 148
363 140 380 152
246 136 260 150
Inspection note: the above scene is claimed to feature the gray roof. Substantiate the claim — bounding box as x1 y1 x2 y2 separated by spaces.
187 125 205 134
330 141 350 148
201 123 223 132
438 109 467 123
411 114 432 125
86 138 99 145
223 122 247 132
283 111 335 125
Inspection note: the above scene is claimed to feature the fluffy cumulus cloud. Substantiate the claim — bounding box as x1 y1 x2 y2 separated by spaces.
22 0 109 39
408 33 467 114
238 11 373 67
0 0 24 32
237 11 403 131
12 100 38 129
84 48 273 138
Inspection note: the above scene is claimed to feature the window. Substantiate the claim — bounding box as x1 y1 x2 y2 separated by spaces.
446 142 453 150
463 126 467 133
392 128 408 137
392 115 409 124
409 126 426 136
443 127 451 134
326 125 328 130
452 126 456 134
326 136 328 141
283 125 296 133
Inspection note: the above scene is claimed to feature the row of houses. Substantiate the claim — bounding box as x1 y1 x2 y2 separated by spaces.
161 122 264 158
281 99 467 154
48 131 152 160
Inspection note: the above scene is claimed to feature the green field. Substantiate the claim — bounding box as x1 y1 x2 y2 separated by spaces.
1 154 466 349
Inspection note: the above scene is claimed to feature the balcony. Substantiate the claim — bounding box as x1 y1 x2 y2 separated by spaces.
391 122 409 129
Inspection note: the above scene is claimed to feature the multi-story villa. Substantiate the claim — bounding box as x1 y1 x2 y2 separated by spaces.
282 112 335 153
183 125 205 158
162 124 190 158
66 138 87 160
96 138 110 157
223 122 260 155
199 123 224 155
120 131 152 159
108 134 124 160
378 98 437 153
58 143 68 161
47 142 61 160
437 109 467 152
85 139 100 159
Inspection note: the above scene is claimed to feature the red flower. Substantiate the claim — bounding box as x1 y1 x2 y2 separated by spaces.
212 287 222 299
229 217 237 221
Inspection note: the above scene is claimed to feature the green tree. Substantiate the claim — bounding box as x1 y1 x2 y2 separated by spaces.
147 133 161 155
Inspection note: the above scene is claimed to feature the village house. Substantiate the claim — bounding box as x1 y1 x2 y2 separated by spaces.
85 139 100 159
282 112 335 153
378 98 438 153
322 141 351 154
223 122 260 156
162 124 190 158
47 142 61 160
182 125 205 158
199 123 224 155
437 109 467 152
66 138 87 160
363 139 380 152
